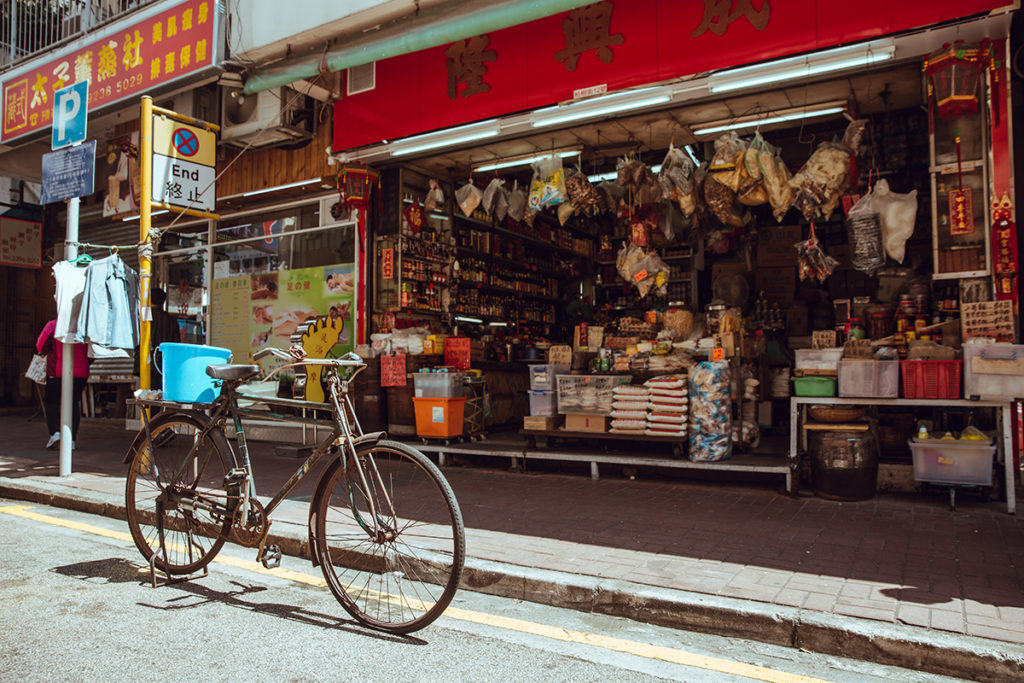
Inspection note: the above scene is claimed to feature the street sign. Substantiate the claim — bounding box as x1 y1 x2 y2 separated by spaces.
151 115 216 212
41 139 96 204
51 81 88 150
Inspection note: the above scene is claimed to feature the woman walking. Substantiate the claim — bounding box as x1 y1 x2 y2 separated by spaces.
36 318 90 449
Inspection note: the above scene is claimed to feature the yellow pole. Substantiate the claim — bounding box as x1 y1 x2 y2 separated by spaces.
140 96 153 390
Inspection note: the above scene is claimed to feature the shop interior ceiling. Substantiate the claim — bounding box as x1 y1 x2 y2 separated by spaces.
397 64 924 182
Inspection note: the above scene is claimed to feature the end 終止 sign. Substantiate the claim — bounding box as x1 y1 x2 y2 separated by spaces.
151 115 216 212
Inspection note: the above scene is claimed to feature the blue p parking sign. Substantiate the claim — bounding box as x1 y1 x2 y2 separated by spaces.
51 81 89 150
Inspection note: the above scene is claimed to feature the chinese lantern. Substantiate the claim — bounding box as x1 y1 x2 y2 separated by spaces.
924 41 988 120
338 163 380 209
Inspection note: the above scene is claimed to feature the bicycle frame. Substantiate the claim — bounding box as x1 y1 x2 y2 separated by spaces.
138 358 394 551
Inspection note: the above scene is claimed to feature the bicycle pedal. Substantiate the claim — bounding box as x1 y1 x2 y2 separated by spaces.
260 544 281 569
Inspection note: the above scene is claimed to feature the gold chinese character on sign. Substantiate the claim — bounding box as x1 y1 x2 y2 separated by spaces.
153 21 163 44
51 61 70 90
692 0 771 38
97 41 118 82
30 73 48 108
554 1 624 71
150 57 161 80
445 35 497 100
74 52 93 84
123 30 144 70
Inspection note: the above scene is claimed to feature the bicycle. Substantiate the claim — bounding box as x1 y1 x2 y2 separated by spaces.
123 347 465 634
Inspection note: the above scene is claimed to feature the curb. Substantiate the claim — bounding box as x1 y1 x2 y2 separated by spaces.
2 476 1022 681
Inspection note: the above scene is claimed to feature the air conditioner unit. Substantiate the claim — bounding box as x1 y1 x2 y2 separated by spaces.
220 85 314 149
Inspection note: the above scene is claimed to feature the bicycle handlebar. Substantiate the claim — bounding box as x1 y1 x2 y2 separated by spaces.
253 347 366 367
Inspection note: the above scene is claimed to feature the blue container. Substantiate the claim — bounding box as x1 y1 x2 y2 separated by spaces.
159 343 232 403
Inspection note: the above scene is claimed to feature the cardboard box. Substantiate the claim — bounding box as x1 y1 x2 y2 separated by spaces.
524 416 559 431
564 413 607 433
755 266 797 307
757 225 802 266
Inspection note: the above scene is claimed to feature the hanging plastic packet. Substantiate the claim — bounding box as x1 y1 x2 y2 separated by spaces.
845 185 884 274
872 178 918 264
794 223 839 283
424 179 445 212
455 181 483 217
564 167 603 216
481 177 505 217
507 180 527 221
527 155 567 210
494 186 510 222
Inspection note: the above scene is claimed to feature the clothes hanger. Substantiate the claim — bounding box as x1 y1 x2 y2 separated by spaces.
71 253 93 266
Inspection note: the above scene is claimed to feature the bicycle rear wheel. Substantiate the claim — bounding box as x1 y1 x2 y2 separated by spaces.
314 440 465 633
125 411 235 575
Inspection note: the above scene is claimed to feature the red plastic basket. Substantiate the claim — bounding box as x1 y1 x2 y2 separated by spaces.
900 360 963 399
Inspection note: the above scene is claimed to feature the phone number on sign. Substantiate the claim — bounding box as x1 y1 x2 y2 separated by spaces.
86 74 145 103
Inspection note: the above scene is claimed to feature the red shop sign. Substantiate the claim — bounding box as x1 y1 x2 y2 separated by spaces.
381 247 394 280
333 0 1011 152
948 188 974 235
2 0 218 144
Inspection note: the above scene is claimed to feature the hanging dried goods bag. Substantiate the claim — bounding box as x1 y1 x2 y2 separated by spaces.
527 155 568 210
564 167 604 217
845 187 884 274
424 179 445 212
794 223 839 283
507 180 528 222
481 177 505 217
455 181 483 217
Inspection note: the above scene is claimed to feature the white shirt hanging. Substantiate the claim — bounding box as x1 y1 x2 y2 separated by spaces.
52 260 87 343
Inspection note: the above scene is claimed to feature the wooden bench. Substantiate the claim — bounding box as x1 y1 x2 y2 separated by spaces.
86 357 137 418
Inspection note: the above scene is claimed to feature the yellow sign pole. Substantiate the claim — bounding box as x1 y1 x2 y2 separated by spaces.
140 96 153 391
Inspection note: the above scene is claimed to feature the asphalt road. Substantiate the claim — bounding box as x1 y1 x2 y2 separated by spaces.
0 498 966 682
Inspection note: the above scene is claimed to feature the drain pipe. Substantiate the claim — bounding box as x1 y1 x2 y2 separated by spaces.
243 0 595 95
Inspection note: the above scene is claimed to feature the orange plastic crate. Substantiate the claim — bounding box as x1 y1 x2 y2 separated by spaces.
411 397 466 438
900 360 963 399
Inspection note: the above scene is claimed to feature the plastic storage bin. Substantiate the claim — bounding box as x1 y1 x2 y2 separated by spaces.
529 364 570 391
794 348 843 373
791 376 836 397
963 343 1024 400
413 372 464 398
838 360 900 398
555 374 632 415
900 360 962 399
528 390 557 417
411 397 466 438
158 343 232 403
908 439 996 486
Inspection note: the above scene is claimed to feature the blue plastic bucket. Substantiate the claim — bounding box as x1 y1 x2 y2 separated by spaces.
158 343 232 403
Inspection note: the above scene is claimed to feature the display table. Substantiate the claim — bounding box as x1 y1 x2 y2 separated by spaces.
789 396 1016 514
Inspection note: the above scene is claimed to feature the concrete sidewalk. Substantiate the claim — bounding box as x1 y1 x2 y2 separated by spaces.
2 414 1023 680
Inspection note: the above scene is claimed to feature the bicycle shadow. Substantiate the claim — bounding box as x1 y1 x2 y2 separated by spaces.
52 557 426 645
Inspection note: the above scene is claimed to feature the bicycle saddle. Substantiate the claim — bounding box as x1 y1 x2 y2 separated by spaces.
206 364 260 382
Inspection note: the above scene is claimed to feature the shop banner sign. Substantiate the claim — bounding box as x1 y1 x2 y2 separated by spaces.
2 0 217 144
0 217 42 268
334 0 1012 152
211 263 356 368
40 139 96 204
444 337 471 371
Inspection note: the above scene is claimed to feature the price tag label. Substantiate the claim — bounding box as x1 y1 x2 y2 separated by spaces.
712 348 724 361
633 269 648 283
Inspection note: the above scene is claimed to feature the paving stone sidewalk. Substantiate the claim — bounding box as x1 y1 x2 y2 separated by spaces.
2 414 1024 672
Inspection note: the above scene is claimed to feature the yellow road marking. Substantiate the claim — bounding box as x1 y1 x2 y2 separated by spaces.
0 504 829 683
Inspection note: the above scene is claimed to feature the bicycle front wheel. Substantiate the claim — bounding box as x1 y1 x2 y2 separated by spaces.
314 440 465 633
125 411 235 575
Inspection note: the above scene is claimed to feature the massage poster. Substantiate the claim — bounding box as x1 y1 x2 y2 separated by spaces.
212 263 355 367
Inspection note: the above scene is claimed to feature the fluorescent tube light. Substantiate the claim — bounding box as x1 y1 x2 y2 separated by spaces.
455 315 483 324
692 102 846 137
709 40 895 94
242 178 321 197
488 321 508 327
587 164 661 184
474 148 581 173
391 120 501 156
532 87 672 128
684 145 699 165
